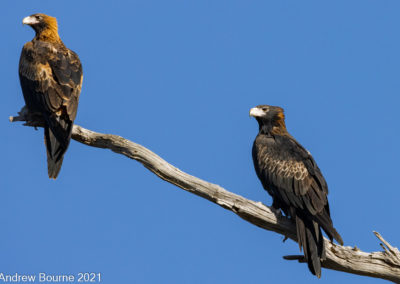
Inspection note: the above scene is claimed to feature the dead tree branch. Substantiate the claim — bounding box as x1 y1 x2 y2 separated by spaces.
10 109 400 283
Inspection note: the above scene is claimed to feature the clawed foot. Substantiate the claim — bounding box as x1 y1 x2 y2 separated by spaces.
10 106 45 128
271 206 282 218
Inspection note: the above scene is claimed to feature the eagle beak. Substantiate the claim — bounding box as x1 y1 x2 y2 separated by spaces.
23 16 39 25
249 107 265 118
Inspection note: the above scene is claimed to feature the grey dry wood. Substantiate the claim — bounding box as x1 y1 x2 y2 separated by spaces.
10 109 400 283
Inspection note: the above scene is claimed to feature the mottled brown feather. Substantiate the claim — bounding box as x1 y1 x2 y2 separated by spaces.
19 13 83 178
251 105 343 277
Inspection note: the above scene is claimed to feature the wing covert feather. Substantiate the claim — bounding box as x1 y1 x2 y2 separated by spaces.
253 135 328 216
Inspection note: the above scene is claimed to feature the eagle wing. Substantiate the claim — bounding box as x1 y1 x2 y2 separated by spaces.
254 135 328 214
47 47 83 121
19 41 83 122
253 134 344 244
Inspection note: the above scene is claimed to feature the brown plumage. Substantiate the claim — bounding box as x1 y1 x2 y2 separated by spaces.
19 13 83 179
250 105 343 278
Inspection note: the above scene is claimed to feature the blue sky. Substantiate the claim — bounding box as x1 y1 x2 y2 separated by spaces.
1 1 399 283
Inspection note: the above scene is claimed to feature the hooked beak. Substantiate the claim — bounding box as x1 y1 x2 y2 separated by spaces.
249 107 265 118
22 16 39 25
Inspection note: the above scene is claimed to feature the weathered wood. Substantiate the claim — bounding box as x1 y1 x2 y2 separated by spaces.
10 109 400 283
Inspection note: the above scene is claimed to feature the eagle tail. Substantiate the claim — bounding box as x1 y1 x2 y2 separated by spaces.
314 210 344 246
295 214 325 278
44 115 72 179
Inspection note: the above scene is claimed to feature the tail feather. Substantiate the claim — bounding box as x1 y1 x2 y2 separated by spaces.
295 215 324 278
44 115 72 179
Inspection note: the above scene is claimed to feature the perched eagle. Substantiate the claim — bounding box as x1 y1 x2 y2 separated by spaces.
250 105 343 277
19 13 83 179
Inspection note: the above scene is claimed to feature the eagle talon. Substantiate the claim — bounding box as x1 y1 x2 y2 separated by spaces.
270 206 282 217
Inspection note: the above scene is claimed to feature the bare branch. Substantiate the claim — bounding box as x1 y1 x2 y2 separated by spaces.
10 110 400 283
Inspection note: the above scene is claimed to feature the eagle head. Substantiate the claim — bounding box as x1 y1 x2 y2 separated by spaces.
250 105 287 133
250 105 284 121
22 13 59 40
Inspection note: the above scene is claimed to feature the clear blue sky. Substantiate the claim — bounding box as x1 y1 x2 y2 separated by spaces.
1 1 399 283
